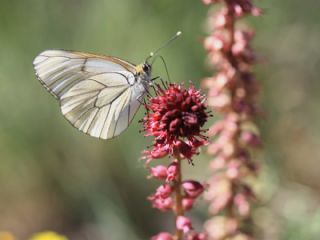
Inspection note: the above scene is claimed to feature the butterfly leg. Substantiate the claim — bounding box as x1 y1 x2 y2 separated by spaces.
151 76 160 82
160 77 168 90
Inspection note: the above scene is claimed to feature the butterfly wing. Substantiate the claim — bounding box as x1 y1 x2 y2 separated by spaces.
33 50 143 139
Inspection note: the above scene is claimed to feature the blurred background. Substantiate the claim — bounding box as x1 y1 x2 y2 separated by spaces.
0 0 320 239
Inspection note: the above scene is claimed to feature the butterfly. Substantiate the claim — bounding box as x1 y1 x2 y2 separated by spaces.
33 31 181 140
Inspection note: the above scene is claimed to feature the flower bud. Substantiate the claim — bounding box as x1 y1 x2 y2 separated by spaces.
150 149 168 159
240 131 261 147
187 232 208 240
149 196 173 212
182 198 194 211
182 180 204 198
151 232 173 240
155 184 172 199
150 165 168 180
166 162 179 182
176 216 193 233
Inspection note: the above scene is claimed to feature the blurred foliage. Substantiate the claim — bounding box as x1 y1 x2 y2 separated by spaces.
0 0 319 239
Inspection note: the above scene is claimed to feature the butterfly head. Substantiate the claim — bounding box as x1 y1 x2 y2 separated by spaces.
142 63 152 74
136 63 152 76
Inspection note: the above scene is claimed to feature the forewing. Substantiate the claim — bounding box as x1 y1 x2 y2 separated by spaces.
33 50 142 139
33 50 136 99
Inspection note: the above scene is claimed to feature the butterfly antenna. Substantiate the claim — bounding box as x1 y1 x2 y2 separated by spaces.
151 55 171 82
146 31 182 63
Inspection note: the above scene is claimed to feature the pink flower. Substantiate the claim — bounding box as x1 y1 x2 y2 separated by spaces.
149 196 173 212
148 185 174 212
155 184 172 199
226 160 242 179
176 216 193 233
204 217 238 240
204 34 227 52
151 232 173 240
182 198 194 211
214 8 230 28
234 193 250 217
182 180 204 198
233 0 262 16
187 232 208 240
150 165 168 180
202 0 220 5
149 148 169 160
240 131 261 147
166 162 179 182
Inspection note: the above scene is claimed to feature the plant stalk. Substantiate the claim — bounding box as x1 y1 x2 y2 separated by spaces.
174 154 184 240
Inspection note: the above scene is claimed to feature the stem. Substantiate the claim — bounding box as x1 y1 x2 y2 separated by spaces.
225 0 238 69
224 2 238 239
174 154 184 240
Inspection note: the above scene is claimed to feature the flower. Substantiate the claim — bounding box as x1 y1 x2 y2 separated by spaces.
204 217 238 240
187 232 208 240
150 165 168 179
149 196 173 212
143 83 209 162
148 184 174 211
151 232 173 240
155 184 173 198
176 216 193 233
29 232 67 240
182 198 195 211
182 180 204 198
166 161 179 182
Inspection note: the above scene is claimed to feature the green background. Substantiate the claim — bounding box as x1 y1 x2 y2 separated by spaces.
0 0 320 239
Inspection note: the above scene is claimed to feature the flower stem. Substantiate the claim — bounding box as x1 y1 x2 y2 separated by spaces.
174 154 184 240
224 0 238 69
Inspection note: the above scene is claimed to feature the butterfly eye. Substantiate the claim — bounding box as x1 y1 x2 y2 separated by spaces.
143 64 151 72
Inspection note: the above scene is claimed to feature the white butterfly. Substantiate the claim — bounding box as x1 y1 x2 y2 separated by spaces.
33 32 181 140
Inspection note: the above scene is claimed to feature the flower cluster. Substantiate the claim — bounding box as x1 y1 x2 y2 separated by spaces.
143 83 209 163
201 0 262 239
142 83 209 240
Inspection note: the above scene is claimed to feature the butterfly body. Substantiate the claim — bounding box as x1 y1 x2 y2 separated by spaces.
33 50 152 139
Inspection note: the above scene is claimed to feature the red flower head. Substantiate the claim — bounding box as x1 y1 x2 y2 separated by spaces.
143 83 209 162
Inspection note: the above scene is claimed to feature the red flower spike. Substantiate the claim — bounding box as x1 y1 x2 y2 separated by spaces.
142 82 209 239
202 0 262 239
